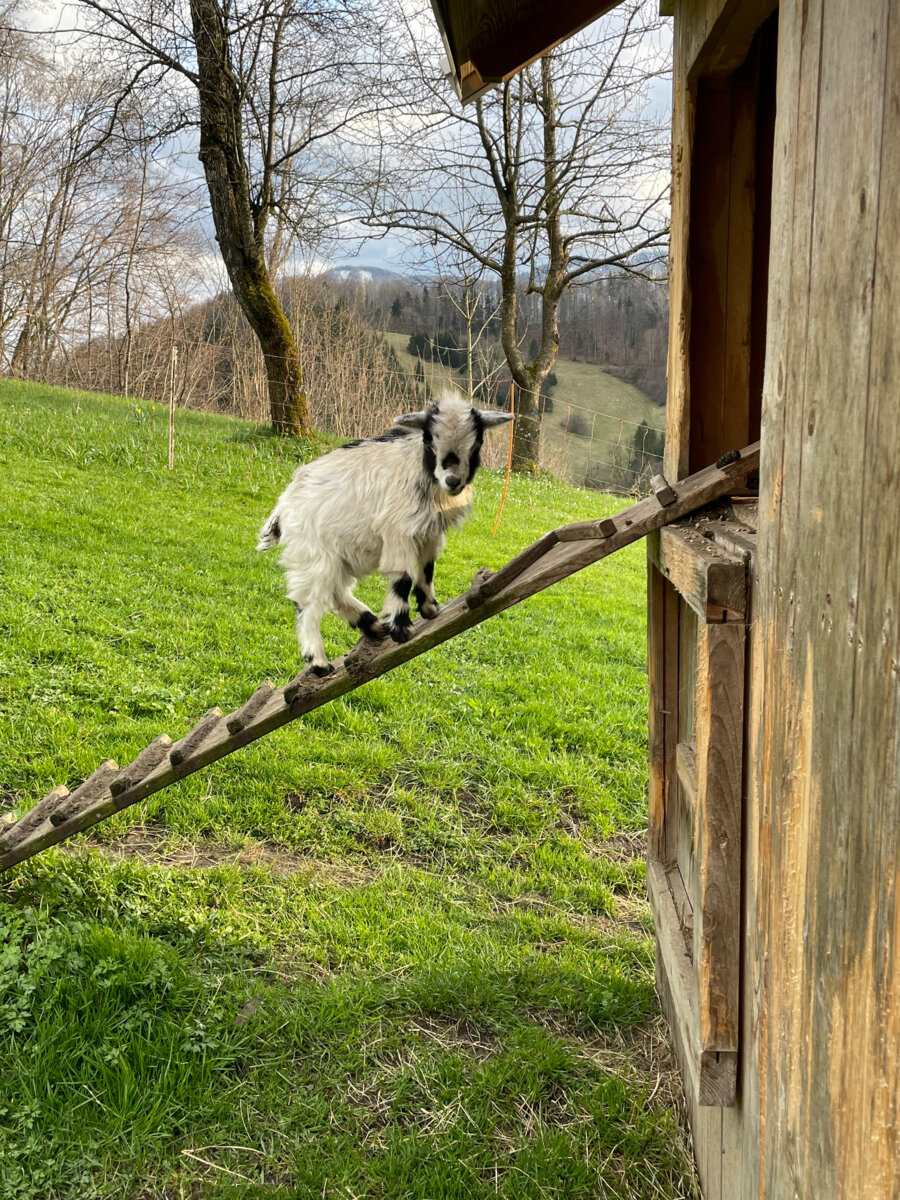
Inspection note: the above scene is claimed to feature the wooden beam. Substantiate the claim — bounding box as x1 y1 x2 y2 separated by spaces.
647 524 747 620
0 443 759 876
648 859 738 1105
694 621 745 1052
676 741 698 815
429 0 624 103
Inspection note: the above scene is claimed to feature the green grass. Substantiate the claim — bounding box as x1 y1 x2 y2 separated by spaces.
539 360 665 491
0 380 695 1199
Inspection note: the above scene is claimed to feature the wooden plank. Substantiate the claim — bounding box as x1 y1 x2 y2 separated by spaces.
169 707 223 766
225 682 275 734
664 8 696 481
0 444 760 876
826 4 900 1197
648 561 668 861
648 524 747 619
695 621 745 1053
688 73 732 471
0 785 69 851
666 862 695 950
663 580 682 865
676 601 699 905
757 3 890 1196
51 761 120 826
430 0 621 102
690 0 778 79
648 858 738 1107
109 736 172 797
721 39 759 455
676 741 698 814
651 474 677 506
743 0 819 1194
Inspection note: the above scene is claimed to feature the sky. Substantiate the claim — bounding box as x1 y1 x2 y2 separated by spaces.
22 0 673 285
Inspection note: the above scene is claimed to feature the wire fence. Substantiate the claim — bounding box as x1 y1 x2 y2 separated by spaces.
39 329 666 498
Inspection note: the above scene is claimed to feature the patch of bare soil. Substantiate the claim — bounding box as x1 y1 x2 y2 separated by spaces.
67 825 378 885
595 827 647 861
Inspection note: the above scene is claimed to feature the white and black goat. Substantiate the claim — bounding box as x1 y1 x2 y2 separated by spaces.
256 391 514 673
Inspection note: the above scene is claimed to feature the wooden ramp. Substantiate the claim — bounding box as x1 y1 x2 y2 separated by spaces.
0 444 759 874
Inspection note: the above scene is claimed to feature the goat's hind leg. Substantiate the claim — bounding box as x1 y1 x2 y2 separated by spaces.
292 600 334 676
334 589 385 640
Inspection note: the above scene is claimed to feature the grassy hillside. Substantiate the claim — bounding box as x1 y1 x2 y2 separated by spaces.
0 381 695 1199
381 333 665 489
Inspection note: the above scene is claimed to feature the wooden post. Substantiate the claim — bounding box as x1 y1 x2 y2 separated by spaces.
168 344 178 470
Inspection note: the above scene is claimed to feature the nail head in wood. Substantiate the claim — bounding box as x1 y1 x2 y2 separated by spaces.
110 736 172 797
651 474 677 507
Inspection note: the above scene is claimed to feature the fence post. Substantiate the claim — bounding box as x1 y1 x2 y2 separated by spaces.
168 344 178 470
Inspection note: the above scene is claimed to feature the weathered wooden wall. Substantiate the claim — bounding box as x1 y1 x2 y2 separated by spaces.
752 0 900 1195
657 1 900 1198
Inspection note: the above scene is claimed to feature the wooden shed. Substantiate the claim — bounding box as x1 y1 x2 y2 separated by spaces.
435 2 900 1197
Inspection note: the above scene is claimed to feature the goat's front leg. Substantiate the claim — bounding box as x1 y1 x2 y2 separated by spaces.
413 534 443 619
379 544 421 643
381 572 415 643
413 558 440 619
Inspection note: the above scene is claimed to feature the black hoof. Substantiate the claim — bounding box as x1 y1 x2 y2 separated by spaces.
305 658 335 677
389 622 412 644
356 611 386 640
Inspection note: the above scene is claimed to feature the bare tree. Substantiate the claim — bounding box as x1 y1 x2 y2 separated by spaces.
433 255 501 401
363 1 669 469
73 0 387 435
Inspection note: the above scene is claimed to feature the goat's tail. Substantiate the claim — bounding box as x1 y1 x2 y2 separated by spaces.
255 512 282 552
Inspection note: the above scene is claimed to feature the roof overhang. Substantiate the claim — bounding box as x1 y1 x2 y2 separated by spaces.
429 0 627 103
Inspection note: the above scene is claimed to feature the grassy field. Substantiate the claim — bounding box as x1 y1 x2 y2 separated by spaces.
381 333 665 490
0 380 695 1199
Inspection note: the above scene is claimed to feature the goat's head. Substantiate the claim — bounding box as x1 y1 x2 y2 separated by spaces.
395 392 514 496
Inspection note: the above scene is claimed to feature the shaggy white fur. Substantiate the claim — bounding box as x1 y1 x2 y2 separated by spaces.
257 391 513 672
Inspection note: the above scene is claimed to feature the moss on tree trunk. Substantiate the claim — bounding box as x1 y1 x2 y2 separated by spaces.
189 0 311 437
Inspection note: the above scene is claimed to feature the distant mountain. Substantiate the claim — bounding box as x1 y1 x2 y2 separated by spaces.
324 265 406 284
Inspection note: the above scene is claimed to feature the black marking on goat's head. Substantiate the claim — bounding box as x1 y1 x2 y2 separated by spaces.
394 393 513 497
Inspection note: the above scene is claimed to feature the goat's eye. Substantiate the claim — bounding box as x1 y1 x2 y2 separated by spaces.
442 453 460 470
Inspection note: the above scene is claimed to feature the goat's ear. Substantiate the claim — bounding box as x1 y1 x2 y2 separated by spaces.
394 411 429 428
478 409 515 429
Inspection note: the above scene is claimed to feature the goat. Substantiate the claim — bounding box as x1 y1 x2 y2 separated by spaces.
256 391 514 674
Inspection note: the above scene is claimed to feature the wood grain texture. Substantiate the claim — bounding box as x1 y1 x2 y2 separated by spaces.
648 859 738 1109
676 741 698 816
649 524 747 619
430 0 621 101
664 3 696 481
648 561 668 861
752 2 898 1197
695 621 744 1053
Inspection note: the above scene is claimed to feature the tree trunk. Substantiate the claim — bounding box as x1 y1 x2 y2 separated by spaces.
189 0 310 436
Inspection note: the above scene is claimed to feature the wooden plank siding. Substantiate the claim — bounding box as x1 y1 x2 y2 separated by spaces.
752 1 900 1196
656 1 900 1197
